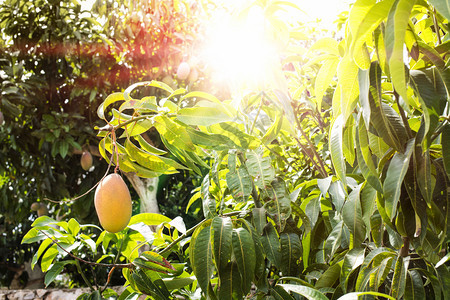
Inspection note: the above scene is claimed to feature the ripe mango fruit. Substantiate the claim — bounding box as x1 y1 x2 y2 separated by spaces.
94 174 132 233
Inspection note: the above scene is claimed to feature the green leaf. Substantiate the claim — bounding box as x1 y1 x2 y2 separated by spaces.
315 263 341 289
330 115 347 187
342 184 366 247
177 107 233 126
45 260 76 287
368 62 408 152
201 174 216 219
270 285 295 300
337 55 360 122
31 238 53 269
435 252 450 268
218 262 243 300
22 228 47 244
41 244 59 272
97 92 125 120
68 218 80 236
428 0 450 20
131 269 171 300
190 225 214 295
208 122 260 150
125 139 187 174
350 0 395 58
391 256 410 299
383 138 414 219
261 222 281 268
404 269 425 300
356 117 383 193
232 228 256 294
442 125 450 177
252 207 267 235
246 150 275 190
162 276 195 291
129 213 171 227
340 248 365 293
324 220 344 262
385 0 415 102
264 179 291 232
153 115 195 151
410 68 447 147
211 216 233 272
337 292 396 300
315 57 339 111
132 251 176 274
277 284 328 300
262 113 284 145
134 135 167 155
280 233 302 276
226 167 253 202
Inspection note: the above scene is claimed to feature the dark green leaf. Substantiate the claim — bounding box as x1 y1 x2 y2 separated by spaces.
211 216 233 272
232 228 256 294
277 284 328 300
190 225 214 295
280 233 302 276
261 222 281 268
226 167 252 202
45 260 76 287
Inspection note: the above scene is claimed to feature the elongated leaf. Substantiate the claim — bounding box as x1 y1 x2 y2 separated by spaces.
44 260 76 287
252 207 267 235
442 125 450 177
129 213 171 227
133 251 176 274
208 122 260 150
315 57 339 111
162 276 195 290
134 135 167 155
211 216 233 272
280 233 302 276
218 262 243 300
428 0 450 20
385 0 414 102
330 115 347 187
177 107 233 126
342 184 366 247
264 179 291 231
261 222 281 268
190 225 214 295
315 263 341 289
246 150 275 190
391 256 410 299
270 285 295 300
356 117 383 192
383 138 414 219
410 69 447 147
153 115 195 151
97 92 125 120
41 244 59 272
262 114 283 145
131 269 171 300
340 248 365 293
124 139 186 173
324 221 344 262
232 228 256 294
226 167 252 202
404 269 425 300
350 0 395 57
277 284 328 300
338 55 360 122
337 292 396 300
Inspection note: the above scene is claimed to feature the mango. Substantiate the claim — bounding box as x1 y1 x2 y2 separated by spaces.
176 62 190 80
94 174 132 233
81 151 93 171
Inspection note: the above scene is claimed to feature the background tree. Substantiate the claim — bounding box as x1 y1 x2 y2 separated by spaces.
0 0 205 288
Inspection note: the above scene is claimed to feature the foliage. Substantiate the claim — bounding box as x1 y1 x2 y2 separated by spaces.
21 0 450 299
0 0 204 287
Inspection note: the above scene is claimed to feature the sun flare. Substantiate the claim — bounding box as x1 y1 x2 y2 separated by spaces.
202 6 280 93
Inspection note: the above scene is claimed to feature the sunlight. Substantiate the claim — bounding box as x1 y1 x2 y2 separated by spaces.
202 6 280 93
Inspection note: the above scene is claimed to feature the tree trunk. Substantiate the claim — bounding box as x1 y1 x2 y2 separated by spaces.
124 173 160 214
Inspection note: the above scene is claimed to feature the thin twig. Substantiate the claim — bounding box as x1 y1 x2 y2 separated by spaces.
432 8 442 45
101 266 116 293
44 146 115 204
75 260 95 292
